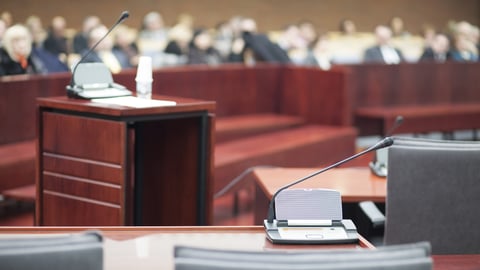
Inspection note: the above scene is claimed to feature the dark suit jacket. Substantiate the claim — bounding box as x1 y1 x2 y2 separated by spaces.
419 47 452 62
0 48 47 76
363 45 405 64
242 32 290 63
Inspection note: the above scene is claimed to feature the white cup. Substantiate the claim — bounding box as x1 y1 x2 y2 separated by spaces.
136 56 153 99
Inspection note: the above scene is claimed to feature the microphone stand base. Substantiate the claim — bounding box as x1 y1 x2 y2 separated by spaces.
264 219 359 245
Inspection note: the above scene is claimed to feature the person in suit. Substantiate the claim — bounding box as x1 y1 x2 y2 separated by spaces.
363 25 404 64
419 33 452 62
187 28 223 65
43 16 69 63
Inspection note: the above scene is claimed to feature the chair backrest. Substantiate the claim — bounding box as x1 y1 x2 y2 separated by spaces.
385 136 480 254
174 242 432 270
0 230 103 270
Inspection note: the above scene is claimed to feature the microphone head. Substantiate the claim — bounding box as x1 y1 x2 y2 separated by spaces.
121 11 130 19
119 11 130 23
378 137 394 149
370 137 394 151
395 115 404 125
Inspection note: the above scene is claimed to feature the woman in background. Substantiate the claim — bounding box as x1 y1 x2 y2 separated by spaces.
0 24 47 76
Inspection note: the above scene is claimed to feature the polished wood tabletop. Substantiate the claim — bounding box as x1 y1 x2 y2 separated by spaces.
254 167 386 203
0 226 371 270
0 226 477 270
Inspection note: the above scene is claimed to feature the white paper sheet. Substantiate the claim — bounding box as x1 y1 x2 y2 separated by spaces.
92 96 176 108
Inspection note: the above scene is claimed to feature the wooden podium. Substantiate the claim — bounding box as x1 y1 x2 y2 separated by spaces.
35 95 215 226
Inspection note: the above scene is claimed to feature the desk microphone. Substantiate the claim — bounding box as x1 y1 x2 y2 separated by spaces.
385 115 404 137
69 11 129 88
369 115 403 177
265 136 394 224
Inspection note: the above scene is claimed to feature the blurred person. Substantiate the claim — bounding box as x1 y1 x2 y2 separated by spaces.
421 24 437 49
187 28 223 65
1 11 13 27
112 24 139 68
275 24 302 53
25 16 69 73
223 15 252 63
363 25 405 64
0 19 7 46
0 24 47 76
471 25 480 50
213 20 234 59
164 24 192 57
274 24 307 64
450 21 478 62
298 20 318 48
304 34 332 70
79 24 129 73
233 17 290 64
419 33 452 62
73 15 101 54
450 35 478 62
339 18 357 36
43 16 69 62
454 21 473 40
287 21 318 65
175 13 194 30
137 11 169 56
389 16 410 37
25 15 47 48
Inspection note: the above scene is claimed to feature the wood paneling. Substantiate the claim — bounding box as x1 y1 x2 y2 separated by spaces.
42 192 122 226
345 62 480 109
36 96 214 226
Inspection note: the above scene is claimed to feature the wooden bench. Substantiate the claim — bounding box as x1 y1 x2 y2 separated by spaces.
214 125 357 196
355 104 480 137
344 63 480 137
0 73 67 202
2 184 36 202
215 114 305 143
0 140 36 197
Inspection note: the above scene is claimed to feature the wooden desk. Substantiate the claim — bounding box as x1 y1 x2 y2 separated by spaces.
253 167 386 224
0 226 477 270
36 95 215 226
355 104 480 136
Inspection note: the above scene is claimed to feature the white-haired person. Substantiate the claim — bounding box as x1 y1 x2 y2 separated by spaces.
363 25 405 64
0 24 47 76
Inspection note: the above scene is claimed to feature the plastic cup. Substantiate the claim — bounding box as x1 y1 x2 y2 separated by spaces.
136 56 153 99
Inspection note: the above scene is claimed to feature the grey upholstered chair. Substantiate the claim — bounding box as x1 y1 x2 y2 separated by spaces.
174 241 432 270
0 230 103 270
384 137 480 254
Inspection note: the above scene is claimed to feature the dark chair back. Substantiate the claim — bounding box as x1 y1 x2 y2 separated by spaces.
385 137 480 254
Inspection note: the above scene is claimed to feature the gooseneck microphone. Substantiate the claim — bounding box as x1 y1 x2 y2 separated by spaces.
69 11 130 87
385 115 404 137
266 137 394 224
369 116 403 177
